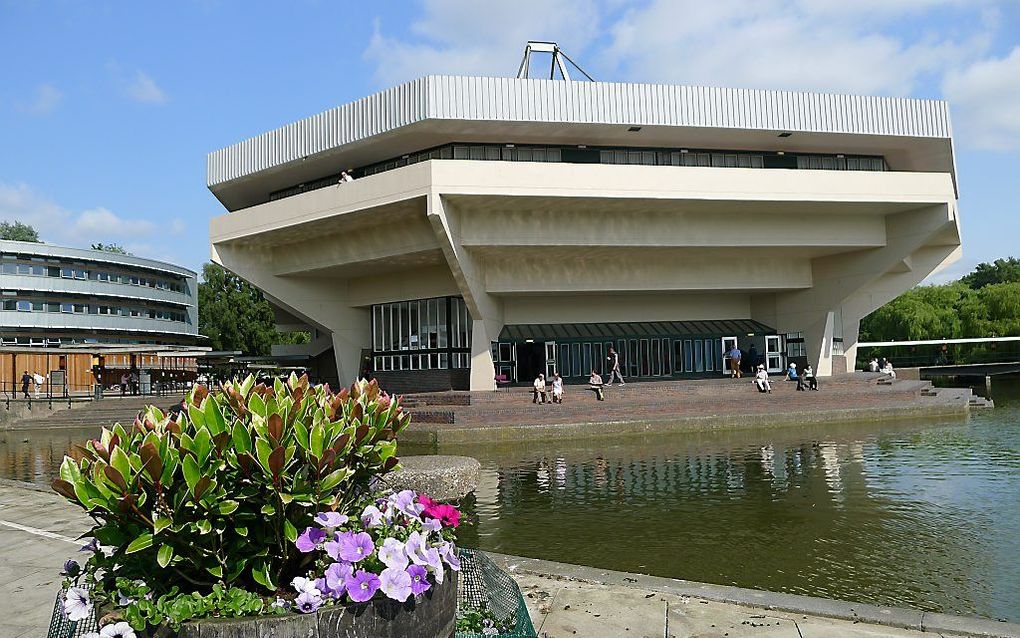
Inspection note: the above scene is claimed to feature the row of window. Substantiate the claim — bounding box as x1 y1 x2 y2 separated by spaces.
268 142 887 201
0 336 165 346
372 352 472 372
371 296 472 354
1 298 189 323
0 256 188 293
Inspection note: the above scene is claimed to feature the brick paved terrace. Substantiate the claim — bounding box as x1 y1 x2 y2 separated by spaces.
396 373 984 445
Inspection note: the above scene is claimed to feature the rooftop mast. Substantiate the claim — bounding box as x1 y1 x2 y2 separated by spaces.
516 41 595 81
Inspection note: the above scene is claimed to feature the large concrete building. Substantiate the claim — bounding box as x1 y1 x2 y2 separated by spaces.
207 75 962 392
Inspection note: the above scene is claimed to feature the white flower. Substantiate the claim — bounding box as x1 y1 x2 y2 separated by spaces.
99 621 137 638
361 505 384 528
291 576 320 595
117 593 134 606
63 586 93 622
378 537 409 570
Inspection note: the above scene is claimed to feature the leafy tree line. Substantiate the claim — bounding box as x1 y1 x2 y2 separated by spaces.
0 220 41 241
197 263 309 356
860 257 1020 341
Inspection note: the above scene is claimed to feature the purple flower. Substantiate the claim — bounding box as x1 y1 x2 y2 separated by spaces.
295 527 327 553
388 490 424 519
379 567 413 602
324 532 343 560
338 531 374 562
295 590 322 613
345 569 381 603
325 561 353 595
378 537 409 570
314 511 349 528
421 518 442 533
361 505 383 528
99 622 137 638
61 559 81 577
63 586 92 622
80 538 100 553
407 564 431 596
438 541 461 571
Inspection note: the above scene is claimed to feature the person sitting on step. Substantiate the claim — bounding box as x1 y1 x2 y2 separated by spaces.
533 373 548 404
754 365 772 394
588 370 605 401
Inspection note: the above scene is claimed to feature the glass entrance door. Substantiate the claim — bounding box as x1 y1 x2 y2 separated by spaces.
765 335 783 373
545 341 557 377
721 336 739 376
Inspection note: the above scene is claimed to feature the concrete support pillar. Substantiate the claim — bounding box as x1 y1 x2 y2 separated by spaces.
329 306 371 387
469 320 496 391
841 316 862 372
800 311 836 377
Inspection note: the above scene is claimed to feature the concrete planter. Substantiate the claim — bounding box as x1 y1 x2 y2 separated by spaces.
178 571 457 638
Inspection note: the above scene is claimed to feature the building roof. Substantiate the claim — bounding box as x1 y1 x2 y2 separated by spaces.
499 319 776 341
207 75 956 210
0 239 196 278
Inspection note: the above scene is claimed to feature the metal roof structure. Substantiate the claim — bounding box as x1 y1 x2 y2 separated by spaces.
499 319 775 341
207 75 954 190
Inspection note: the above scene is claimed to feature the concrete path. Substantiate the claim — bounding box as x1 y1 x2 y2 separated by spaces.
0 482 1014 638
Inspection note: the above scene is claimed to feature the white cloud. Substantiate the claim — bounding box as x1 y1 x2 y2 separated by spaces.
942 46 1020 151
125 70 168 104
605 0 987 96
0 182 169 252
363 0 602 86
17 83 64 115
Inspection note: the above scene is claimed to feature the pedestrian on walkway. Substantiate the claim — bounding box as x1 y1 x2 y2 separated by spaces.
32 372 45 398
21 370 32 398
605 347 625 386
533 373 548 404
727 345 743 378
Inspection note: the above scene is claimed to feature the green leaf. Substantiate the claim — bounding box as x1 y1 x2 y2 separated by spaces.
182 454 200 495
157 544 174 568
251 562 274 590
283 519 297 542
59 456 82 484
319 467 353 492
309 423 325 459
110 446 132 482
235 526 248 537
206 565 223 578
203 397 227 435
255 438 273 475
154 516 172 534
126 533 154 554
193 427 213 466
248 392 267 418
188 404 207 429
292 420 310 451
231 422 252 455
197 519 212 534
217 500 239 515
260 503 275 515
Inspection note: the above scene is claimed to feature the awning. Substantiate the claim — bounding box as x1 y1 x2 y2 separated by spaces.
499 319 776 342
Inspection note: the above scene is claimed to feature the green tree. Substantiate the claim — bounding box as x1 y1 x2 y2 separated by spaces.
197 263 309 356
91 242 131 255
0 220 41 242
961 257 1020 288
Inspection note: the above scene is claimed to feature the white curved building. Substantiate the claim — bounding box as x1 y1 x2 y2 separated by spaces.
0 240 198 347
207 76 962 392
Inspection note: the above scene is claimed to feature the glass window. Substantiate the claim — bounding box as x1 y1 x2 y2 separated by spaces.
16 300 31 311
582 343 592 377
571 343 581 377
683 340 694 372
694 340 705 372
628 339 639 377
652 339 662 376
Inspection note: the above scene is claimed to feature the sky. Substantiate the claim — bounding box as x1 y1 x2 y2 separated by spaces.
1 0 1018 282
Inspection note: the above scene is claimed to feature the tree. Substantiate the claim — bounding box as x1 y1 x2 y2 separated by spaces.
0 221 41 242
198 263 309 356
961 257 1020 289
91 242 131 255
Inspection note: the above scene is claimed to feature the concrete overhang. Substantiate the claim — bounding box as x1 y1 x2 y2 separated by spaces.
207 76 957 211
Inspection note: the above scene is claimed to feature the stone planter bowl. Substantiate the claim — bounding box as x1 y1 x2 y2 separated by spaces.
178 571 457 638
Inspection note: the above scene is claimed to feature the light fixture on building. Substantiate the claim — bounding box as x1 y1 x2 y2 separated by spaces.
577 144 587 149
777 151 785 156
680 149 689 153
747 333 755 337
777 132 793 138
525 339 535 343
505 143 515 148
628 126 642 132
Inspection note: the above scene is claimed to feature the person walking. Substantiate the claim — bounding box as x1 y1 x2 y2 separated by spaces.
21 370 32 399
605 347 625 386
120 372 130 397
727 344 743 378
32 372 45 398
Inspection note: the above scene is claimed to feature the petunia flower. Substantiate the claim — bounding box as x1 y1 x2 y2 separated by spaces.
295 590 322 613
314 511 349 529
417 494 437 510
291 576 320 595
325 561 353 595
338 531 374 562
63 586 92 622
389 490 424 519
406 564 430 596
423 503 461 528
270 597 289 610
324 532 344 561
295 527 327 553
99 622 137 638
378 537 409 570
421 518 442 533
438 542 461 571
61 559 80 577
379 567 413 602
79 538 100 553
345 570 381 603
361 505 384 528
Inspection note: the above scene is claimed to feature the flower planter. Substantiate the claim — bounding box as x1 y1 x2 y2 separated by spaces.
177 571 457 638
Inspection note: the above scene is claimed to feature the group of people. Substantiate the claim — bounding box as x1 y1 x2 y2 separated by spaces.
18 370 46 399
725 344 764 379
532 347 626 404
866 358 897 378
750 361 818 394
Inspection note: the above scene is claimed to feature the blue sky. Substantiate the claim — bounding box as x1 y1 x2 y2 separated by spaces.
1 1 1019 281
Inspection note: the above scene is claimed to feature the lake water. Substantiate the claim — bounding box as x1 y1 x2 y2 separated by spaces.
3 378 1018 622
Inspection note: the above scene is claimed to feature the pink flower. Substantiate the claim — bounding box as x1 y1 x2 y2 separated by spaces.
424 503 461 528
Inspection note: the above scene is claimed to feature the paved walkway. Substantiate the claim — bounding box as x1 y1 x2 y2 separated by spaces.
2 483 1014 638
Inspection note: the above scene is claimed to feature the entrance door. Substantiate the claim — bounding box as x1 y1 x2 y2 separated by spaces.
515 341 546 384
765 335 783 373
545 341 557 377
721 336 738 375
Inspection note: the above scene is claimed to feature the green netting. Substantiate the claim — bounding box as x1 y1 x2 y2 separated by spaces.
48 550 536 638
47 592 99 638
456 549 537 638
